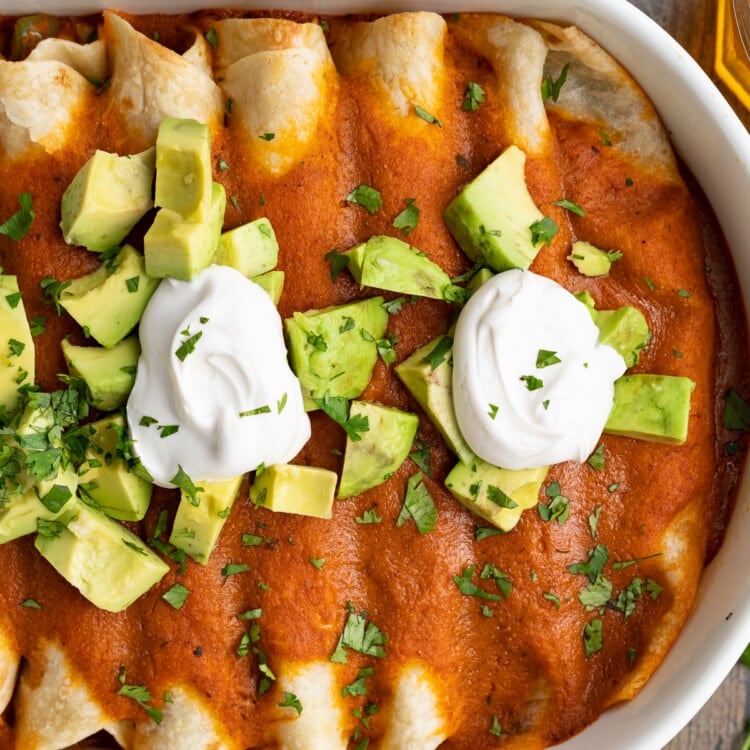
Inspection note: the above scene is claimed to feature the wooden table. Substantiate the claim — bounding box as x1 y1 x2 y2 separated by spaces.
626 1 750 748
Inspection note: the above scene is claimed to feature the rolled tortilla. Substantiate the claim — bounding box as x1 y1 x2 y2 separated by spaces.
0 59 94 158
14 640 131 750
102 11 223 150
215 19 337 176
330 12 447 123
26 37 107 83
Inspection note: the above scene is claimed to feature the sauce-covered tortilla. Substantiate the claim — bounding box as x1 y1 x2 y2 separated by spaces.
0 9 746 749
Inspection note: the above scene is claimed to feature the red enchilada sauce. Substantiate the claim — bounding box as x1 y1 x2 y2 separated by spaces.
0 10 746 749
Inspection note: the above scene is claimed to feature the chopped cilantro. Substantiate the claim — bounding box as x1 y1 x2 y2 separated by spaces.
529 216 559 246
330 604 387 663
125 276 140 293
0 192 34 241
324 248 349 281
462 81 486 111
415 104 442 126
310 557 326 570
342 667 373 697
568 544 609 582
587 443 606 470
537 480 570 524
259 132 275 141
579 574 613 610
551 198 585 216
39 276 72 314
345 184 382 214
489 715 502 736
392 197 420 235
475 526 505 540
480 562 512 599
536 349 561 368
541 63 569 102
314 394 369 441
454 565 502 602
20 598 42 609
583 618 603 657
170 465 203 506
279 691 303 715
588 506 602 538
4 291 21 308
162 583 189 610
222 562 250 577
543 591 561 608
175 330 202 361
116 667 162 724
158 424 179 439
422 335 453 370
396 472 437 534
408 439 431 476
520 374 544 391
205 27 218 49
356 507 382 524
488 403 499 420
486 484 518 509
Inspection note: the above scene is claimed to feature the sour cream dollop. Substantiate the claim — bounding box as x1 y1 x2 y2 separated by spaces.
452 269 626 470
126 264 311 487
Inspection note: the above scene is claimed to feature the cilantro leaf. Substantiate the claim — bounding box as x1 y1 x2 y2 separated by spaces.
324 248 349 281
453 565 502 602
0 192 34 241
583 618 603 657
396 472 437 534
330 605 387 663
422 336 453 370
314 394 370 441
162 583 189 610
392 198 420 235
345 184 382 214
529 216 559 246
568 544 609 582
170 465 204 506
415 104 442 127
279 691 303 715
541 63 569 103
462 81 486 111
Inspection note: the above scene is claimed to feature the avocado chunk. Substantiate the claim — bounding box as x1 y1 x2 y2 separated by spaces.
77 415 152 521
344 235 458 300
443 145 546 272
154 117 213 221
0 405 79 543
61 335 139 411
34 499 169 612
338 401 419 498
445 458 549 532
395 334 475 465
60 147 155 252
59 244 159 348
605 374 695 444
0 274 34 414
567 240 616 277
252 270 285 305
169 475 243 564
594 306 650 368
465 267 494 297
251 464 337 518
285 297 388 411
144 181 226 281
215 217 279 278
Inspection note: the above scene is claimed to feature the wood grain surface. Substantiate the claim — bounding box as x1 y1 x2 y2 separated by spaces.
624 1 749 748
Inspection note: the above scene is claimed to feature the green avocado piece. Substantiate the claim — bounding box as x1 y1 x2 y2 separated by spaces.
444 145 546 272
605 374 695 444
61 335 139 411
568 240 618 277
144 181 226 281
465 267 494 297
60 147 155 253
394 334 474 464
169 475 243 564
215 217 279 277
34 499 169 612
78 415 152 521
252 270 285 305
337 400 419 498
59 244 159 348
285 297 388 411
154 117 213 221
0 405 79 543
445 458 549 532
595 306 650 368
251 464 337 518
344 235 457 300
0 274 34 414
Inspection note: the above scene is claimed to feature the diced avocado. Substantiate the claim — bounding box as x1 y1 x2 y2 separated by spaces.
0 490 68 544
144 181 226 281
251 464 337 518
0 274 34 414
568 240 619 277
77 415 151 521
574 289 597 313
60 148 155 253
154 117 213 221
0 405 78 543
285 297 388 411
169 475 243 564
605 374 695 444
445 458 549 532
444 145 546 272
395 334 474 465
61 335 139 411
465 267 494 296
338 401 419 498
595 307 650 368
34 499 169 612
214 217 279 277
252 270 285 305
344 235 457 300
59 244 159 348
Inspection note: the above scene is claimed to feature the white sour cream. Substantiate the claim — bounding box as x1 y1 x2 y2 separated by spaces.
452 269 626 470
126 264 310 487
